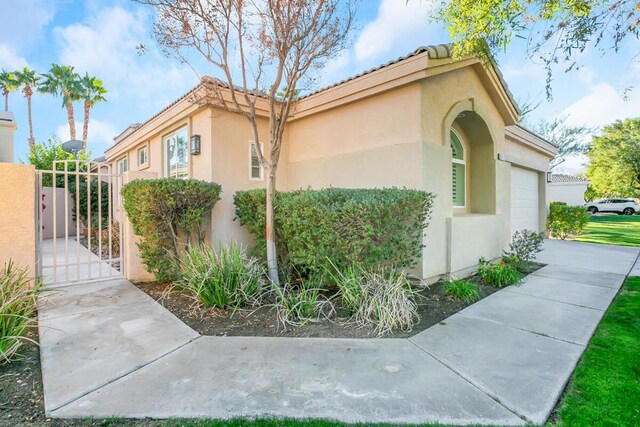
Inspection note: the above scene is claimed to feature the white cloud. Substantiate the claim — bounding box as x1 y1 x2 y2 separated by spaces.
354 0 437 64
54 6 197 110
0 0 56 49
0 44 29 69
563 82 640 129
56 119 119 158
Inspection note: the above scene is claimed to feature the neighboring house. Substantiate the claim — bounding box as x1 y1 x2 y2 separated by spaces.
547 174 590 206
104 44 557 280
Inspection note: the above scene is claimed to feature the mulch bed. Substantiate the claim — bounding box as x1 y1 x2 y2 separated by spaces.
133 262 545 339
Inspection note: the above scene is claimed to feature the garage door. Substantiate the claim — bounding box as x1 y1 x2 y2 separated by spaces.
510 167 539 236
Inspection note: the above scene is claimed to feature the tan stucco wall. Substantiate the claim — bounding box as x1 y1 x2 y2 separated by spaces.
0 163 36 276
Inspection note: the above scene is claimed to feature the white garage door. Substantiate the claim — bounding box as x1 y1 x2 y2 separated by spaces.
511 167 539 236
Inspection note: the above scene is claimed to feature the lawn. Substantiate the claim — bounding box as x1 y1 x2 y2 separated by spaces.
553 276 640 426
574 214 640 246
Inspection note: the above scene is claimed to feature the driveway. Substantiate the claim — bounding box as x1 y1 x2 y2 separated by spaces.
37 240 640 425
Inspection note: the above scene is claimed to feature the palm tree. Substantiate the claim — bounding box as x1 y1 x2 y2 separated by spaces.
79 73 107 150
15 67 40 149
0 70 19 111
39 64 82 141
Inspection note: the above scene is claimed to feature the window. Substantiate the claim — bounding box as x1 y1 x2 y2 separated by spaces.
249 141 264 180
451 129 466 207
165 127 189 179
138 145 148 167
117 157 128 174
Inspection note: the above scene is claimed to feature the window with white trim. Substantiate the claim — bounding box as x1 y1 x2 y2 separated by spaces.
451 129 466 207
117 157 128 174
138 145 148 167
249 141 264 180
165 127 188 179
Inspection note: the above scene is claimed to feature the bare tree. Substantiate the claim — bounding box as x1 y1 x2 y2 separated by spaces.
137 0 356 285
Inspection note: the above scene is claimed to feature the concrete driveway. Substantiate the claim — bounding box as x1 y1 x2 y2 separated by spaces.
38 240 639 425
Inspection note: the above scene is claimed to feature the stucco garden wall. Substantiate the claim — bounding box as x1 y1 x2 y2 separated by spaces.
0 163 36 277
548 182 588 206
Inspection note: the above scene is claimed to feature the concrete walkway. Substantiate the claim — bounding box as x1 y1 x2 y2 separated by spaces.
37 240 640 425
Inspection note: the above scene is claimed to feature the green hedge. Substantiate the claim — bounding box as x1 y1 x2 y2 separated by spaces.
122 179 222 282
234 188 434 277
547 201 589 240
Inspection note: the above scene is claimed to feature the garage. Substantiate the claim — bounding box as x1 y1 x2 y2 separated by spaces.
510 166 540 236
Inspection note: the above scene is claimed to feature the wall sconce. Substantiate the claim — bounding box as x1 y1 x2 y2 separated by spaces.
546 171 553 183
190 135 201 155
497 153 505 161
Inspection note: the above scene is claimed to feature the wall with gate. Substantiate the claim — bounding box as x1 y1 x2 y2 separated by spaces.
0 163 36 275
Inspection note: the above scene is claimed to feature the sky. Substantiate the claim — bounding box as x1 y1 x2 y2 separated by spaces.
2 0 640 174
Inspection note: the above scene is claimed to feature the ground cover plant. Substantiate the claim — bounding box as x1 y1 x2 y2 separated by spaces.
444 278 482 303
554 276 640 426
547 202 589 240
0 261 39 364
180 243 265 309
574 214 640 247
477 258 523 288
121 178 221 282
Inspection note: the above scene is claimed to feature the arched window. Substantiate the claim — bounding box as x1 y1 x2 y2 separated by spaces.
451 129 466 207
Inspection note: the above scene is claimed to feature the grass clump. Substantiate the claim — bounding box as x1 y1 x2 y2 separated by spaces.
477 258 522 288
272 279 327 327
180 243 265 308
326 263 420 336
444 279 482 303
1 261 40 364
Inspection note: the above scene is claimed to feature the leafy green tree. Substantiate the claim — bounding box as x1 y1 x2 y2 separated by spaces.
79 73 107 150
0 70 19 111
586 118 640 198
14 67 40 149
432 0 639 98
25 135 91 187
39 65 82 141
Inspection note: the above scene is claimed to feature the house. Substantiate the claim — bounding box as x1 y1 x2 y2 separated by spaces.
547 173 590 206
104 44 557 280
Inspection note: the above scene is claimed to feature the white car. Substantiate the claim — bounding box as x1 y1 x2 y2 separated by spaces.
585 198 639 215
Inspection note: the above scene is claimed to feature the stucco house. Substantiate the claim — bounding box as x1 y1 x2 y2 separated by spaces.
547 173 590 206
105 44 557 280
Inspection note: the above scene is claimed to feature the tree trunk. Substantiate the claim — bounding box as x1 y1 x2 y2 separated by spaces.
66 98 76 140
82 101 90 150
3 91 7 111
265 168 280 285
27 93 34 149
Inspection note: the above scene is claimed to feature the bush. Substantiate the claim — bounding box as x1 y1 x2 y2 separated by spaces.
180 243 265 308
444 279 482 303
505 229 545 263
234 188 434 278
477 258 522 288
325 263 420 336
547 202 589 240
1 262 40 364
272 280 325 327
121 179 222 282
68 178 110 228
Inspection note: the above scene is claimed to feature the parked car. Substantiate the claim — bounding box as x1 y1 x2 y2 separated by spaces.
585 198 639 215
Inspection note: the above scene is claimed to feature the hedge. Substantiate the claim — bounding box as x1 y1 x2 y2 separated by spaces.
121 178 222 282
547 201 589 240
234 188 434 277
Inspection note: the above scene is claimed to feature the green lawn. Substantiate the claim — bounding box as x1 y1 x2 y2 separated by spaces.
554 276 640 426
574 214 640 246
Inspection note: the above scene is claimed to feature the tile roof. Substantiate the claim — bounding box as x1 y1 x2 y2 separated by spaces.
550 174 590 183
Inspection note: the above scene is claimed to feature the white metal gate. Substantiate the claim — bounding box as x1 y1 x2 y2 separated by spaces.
36 160 125 286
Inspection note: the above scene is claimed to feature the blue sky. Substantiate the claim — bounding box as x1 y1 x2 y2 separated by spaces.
2 0 640 173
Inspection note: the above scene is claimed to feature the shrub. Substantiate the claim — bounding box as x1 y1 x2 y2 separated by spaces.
547 202 589 240
272 280 325 327
25 135 91 187
477 258 522 288
504 229 545 263
234 188 434 278
444 279 482 303
1 262 40 364
67 178 110 228
180 243 265 308
121 179 222 282
325 263 420 336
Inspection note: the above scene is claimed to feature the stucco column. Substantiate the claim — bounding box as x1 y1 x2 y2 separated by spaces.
0 111 17 163
0 163 36 277
121 170 157 282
